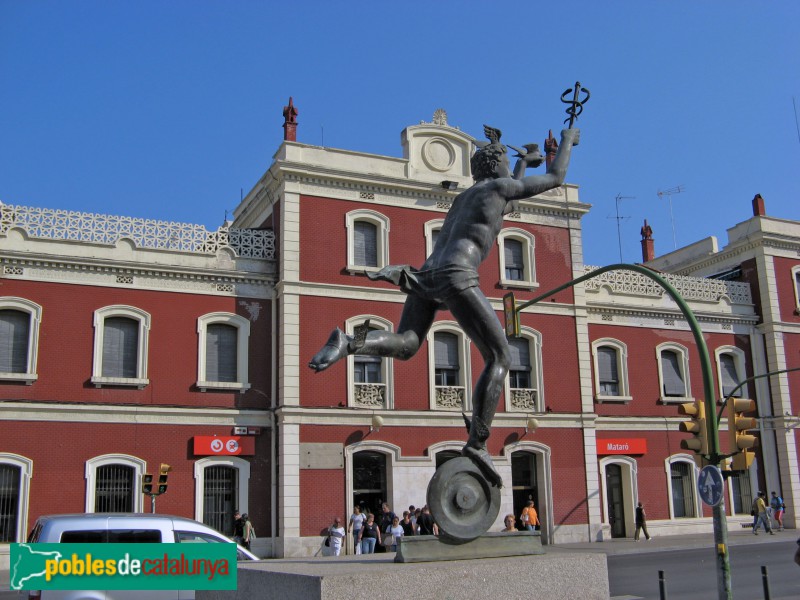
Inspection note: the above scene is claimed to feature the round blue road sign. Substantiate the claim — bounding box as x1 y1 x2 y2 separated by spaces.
698 465 724 507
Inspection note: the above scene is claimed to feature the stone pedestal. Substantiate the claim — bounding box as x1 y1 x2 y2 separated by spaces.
396 530 543 562
197 549 610 600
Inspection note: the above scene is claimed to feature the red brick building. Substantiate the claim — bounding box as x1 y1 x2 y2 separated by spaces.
1 105 797 561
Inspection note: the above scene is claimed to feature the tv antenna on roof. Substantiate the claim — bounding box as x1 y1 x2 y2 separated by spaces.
657 185 685 250
607 193 635 262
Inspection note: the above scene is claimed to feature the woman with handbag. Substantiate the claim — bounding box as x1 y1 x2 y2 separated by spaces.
384 515 404 552
357 513 381 554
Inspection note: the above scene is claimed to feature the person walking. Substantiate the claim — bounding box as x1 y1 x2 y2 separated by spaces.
771 491 785 531
356 513 381 554
385 515 404 552
241 513 255 550
232 510 244 546
634 502 651 541
417 505 438 536
752 491 775 535
348 505 365 554
400 511 416 538
520 500 539 531
327 517 346 556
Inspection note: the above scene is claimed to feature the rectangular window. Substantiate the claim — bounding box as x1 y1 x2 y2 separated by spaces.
719 354 741 398
61 529 162 543
95 464 134 513
102 317 139 378
597 347 620 396
508 337 532 389
203 465 238 536
354 221 378 267
0 310 29 373
0 464 20 542
435 333 459 386
504 239 524 281
355 356 382 383
206 324 238 383
661 350 686 397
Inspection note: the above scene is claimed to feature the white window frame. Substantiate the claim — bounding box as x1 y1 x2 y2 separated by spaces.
0 453 33 543
792 265 800 311
346 316 394 409
656 342 693 404
345 209 390 274
197 312 251 392
0 297 42 384
664 454 701 519
424 219 445 258
85 454 146 513
427 322 472 412
599 455 639 537
504 327 544 413
194 456 251 523
498 228 538 290
91 305 151 388
592 338 632 403
714 346 748 402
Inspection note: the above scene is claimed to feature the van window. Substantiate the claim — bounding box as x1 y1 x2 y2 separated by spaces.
175 531 228 544
61 529 162 543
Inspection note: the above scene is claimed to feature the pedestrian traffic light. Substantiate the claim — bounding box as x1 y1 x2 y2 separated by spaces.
679 400 709 455
727 397 758 471
157 463 172 495
141 473 153 495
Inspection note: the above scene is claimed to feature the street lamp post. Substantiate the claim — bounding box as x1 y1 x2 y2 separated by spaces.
512 263 731 599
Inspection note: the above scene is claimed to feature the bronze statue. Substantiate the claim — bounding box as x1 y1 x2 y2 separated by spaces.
309 124 580 490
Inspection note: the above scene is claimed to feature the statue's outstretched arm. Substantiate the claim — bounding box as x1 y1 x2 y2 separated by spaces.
503 129 580 201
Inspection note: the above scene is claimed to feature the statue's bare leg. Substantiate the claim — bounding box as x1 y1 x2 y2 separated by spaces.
446 287 510 488
308 295 437 371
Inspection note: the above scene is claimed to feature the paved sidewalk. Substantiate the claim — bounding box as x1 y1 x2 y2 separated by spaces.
547 527 795 556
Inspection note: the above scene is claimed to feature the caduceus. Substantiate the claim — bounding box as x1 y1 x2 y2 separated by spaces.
561 81 590 128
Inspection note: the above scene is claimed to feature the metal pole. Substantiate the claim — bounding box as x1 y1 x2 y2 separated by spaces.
761 565 771 600
516 264 731 599
659 570 668 600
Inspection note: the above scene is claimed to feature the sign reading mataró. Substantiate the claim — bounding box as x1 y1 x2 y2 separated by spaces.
193 436 255 456
596 438 647 455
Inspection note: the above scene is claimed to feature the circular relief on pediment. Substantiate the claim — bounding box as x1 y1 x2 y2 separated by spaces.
421 137 456 172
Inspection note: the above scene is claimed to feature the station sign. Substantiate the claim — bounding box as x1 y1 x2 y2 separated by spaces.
596 438 647 455
193 436 255 456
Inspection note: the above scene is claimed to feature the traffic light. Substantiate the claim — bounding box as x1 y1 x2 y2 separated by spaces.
157 463 172 495
679 400 709 455
141 473 153 495
727 398 758 471
503 293 520 338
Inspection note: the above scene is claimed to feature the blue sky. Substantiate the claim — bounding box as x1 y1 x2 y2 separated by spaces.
2 1 798 267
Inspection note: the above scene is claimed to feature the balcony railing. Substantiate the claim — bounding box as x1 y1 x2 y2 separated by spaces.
353 383 386 408
435 386 465 410
0 203 275 259
509 388 537 411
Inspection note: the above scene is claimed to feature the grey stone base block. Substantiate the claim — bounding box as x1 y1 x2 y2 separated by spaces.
396 531 544 562
197 551 610 600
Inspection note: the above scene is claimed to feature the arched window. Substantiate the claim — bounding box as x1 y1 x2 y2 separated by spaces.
592 339 631 402
498 229 537 289
346 316 394 409
0 453 33 543
428 324 471 412
194 457 251 535
715 346 747 400
0 297 42 384
92 306 151 388
197 313 251 391
85 454 146 513
424 219 445 258
505 328 544 413
346 210 390 273
657 343 691 402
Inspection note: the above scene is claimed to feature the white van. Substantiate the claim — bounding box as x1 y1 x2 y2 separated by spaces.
23 513 258 600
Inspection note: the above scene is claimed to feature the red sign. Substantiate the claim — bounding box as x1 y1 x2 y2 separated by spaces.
193 436 255 456
596 438 647 455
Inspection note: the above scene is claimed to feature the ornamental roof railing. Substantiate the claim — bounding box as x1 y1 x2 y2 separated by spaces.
583 265 751 305
0 203 275 259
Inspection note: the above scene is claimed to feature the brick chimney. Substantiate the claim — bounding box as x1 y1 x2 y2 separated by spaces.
544 130 558 169
752 193 765 216
640 219 655 262
282 97 298 142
